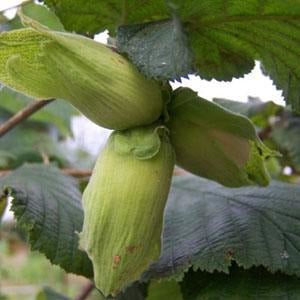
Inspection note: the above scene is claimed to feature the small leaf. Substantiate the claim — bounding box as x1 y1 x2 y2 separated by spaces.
145 174 300 279
0 164 93 278
181 265 300 300
20 3 65 31
35 286 69 300
117 17 194 80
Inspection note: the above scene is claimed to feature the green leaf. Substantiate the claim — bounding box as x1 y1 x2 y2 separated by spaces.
145 174 300 279
116 17 194 80
147 280 182 300
0 87 78 136
41 0 169 35
214 97 283 128
271 112 300 172
41 0 300 112
35 286 70 300
0 2 65 32
181 265 300 300
0 109 67 169
21 3 65 31
0 164 93 278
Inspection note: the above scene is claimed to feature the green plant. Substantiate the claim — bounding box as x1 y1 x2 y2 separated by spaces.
0 1 300 299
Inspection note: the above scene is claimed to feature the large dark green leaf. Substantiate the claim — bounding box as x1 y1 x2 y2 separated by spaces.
0 164 93 278
145 174 300 279
0 87 78 137
4 164 300 283
41 0 168 35
43 0 300 112
181 265 300 300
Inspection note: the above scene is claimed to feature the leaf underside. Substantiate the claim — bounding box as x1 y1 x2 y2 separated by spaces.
145 174 300 280
3 165 300 288
0 164 93 278
181 265 300 300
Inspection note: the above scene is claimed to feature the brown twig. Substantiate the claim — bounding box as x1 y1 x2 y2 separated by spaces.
0 99 54 137
74 281 94 300
0 168 93 178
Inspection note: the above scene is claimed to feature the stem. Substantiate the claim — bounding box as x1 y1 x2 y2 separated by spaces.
0 99 54 137
73 281 94 300
0 168 93 178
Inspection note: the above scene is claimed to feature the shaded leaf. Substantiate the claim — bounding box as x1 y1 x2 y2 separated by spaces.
21 3 65 31
35 286 69 300
271 112 300 172
145 174 300 279
181 265 300 300
0 87 78 137
114 282 147 300
41 0 169 35
1 2 65 32
117 18 194 80
214 97 283 128
0 164 93 278
147 280 182 300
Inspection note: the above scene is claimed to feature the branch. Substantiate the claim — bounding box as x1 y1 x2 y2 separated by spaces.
74 281 94 300
0 99 55 137
0 168 93 178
